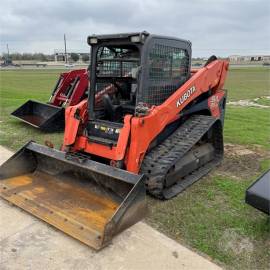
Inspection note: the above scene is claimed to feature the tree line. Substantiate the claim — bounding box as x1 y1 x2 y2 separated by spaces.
0 53 90 62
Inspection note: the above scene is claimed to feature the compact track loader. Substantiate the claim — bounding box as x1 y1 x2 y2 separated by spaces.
11 69 89 131
0 32 229 250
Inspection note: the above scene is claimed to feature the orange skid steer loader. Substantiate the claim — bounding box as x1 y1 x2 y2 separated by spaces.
0 32 229 250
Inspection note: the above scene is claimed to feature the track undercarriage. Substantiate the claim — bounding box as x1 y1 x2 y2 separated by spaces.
141 115 223 199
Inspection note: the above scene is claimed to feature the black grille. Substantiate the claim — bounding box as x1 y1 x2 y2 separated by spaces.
143 44 189 105
96 47 139 78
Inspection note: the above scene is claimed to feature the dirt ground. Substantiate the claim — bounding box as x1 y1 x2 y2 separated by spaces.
217 143 269 180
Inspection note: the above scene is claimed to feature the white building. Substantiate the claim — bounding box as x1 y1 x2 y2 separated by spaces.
229 55 270 62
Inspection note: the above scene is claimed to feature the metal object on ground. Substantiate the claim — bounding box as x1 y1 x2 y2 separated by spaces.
246 169 270 215
0 142 147 250
11 100 65 131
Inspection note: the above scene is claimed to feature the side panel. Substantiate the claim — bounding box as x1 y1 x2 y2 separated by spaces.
63 100 86 146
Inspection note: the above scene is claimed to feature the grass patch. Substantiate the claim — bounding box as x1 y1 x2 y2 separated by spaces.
0 69 64 150
224 106 270 150
225 67 270 101
0 69 62 107
255 97 270 106
147 173 270 269
260 159 270 172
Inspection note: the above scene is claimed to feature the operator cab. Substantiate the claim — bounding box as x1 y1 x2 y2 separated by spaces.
87 32 191 145
93 44 140 121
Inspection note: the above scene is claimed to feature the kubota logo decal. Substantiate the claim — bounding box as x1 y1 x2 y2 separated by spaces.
176 86 196 107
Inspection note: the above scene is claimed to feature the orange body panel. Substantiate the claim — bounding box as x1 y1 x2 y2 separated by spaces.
73 115 132 160
63 60 229 173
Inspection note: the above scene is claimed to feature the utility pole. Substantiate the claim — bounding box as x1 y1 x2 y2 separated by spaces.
64 34 67 63
6 44 10 59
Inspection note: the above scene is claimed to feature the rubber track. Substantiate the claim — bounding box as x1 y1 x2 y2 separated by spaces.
140 115 222 199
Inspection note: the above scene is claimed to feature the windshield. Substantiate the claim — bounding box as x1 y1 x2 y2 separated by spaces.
88 44 141 122
96 46 140 78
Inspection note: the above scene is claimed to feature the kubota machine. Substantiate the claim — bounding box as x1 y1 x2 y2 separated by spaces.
11 68 89 131
0 32 229 250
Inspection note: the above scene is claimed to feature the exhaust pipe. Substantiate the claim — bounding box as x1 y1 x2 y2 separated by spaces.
0 142 147 250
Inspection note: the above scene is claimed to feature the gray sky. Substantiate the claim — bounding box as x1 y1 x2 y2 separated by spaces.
1 0 269 57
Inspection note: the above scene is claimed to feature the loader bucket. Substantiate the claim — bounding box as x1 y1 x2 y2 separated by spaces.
0 142 146 250
11 100 65 131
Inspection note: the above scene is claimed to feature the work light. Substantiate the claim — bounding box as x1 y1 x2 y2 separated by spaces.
130 35 141 43
89 37 98 44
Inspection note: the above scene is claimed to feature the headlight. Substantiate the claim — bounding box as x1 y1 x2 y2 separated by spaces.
130 35 141 43
89 37 98 44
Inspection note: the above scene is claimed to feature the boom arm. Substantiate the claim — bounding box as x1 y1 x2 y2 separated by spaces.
126 59 229 172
